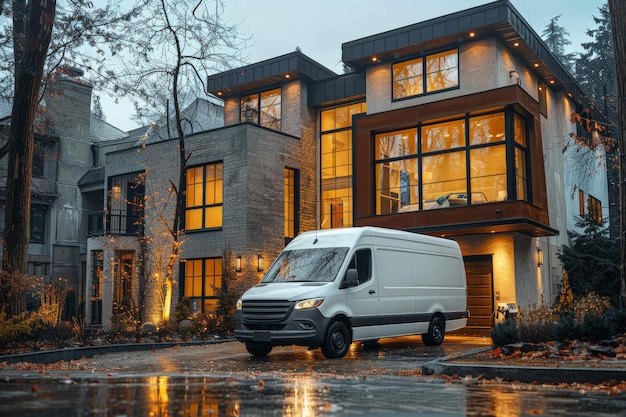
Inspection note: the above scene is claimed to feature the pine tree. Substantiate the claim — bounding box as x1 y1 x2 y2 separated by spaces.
557 215 620 306
541 15 576 73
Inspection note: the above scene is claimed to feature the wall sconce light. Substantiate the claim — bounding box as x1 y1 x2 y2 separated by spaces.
257 255 264 272
537 248 544 267
235 256 241 272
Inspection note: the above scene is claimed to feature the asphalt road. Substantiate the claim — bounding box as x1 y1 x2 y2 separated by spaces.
2 335 626 416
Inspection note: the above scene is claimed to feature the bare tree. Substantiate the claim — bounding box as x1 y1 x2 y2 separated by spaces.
110 0 247 321
608 0 626 308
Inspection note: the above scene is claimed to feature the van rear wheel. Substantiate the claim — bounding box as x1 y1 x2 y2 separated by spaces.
421 316 445 346
245 342 272 357
321 319 352 358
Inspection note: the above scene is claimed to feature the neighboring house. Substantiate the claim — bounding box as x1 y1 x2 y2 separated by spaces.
1 69 97 315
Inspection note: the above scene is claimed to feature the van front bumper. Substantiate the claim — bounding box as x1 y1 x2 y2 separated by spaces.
234 308 330 348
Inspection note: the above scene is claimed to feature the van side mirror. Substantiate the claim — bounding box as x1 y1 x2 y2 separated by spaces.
341 269 359 289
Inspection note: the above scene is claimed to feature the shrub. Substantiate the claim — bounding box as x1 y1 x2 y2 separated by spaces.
0 311 32 349
553 313 581 342
517 299 558 343
605 308 626 335
580 314 613 342
490 319 519 347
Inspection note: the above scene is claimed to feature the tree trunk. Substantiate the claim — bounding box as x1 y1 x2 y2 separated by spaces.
609 0 626 308
2 0 56 276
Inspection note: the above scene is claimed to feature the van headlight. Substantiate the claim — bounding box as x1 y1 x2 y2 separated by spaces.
236 298 243 310
294 298 324 310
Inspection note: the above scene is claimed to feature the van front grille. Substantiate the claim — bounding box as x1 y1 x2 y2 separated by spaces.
242 300 292 322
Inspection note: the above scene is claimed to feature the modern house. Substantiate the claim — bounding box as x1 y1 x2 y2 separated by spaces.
2 0 608 331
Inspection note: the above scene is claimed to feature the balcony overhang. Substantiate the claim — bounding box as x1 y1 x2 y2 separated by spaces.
355 201 558 238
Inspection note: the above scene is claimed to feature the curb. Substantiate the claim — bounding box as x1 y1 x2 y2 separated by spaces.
0 338 235 365
422 348 626 384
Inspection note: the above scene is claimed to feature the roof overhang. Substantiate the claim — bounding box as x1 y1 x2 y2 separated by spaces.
208 51 337 99
341 0 585 100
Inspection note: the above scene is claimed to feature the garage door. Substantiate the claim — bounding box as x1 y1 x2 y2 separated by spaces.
464 256 493 329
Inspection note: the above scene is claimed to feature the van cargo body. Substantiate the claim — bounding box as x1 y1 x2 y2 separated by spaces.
234 226 469 358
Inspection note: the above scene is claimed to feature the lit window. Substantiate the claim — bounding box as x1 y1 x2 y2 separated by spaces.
240 88 281 130
184 258 222 314
587 195 602 225
185 162 223 230
284 168 299 241
393 49 458 100
320 102 366 229
373 110 530 215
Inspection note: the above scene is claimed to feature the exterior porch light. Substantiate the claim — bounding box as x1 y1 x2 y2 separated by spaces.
235 255 241 272
257 255 264 272
537 248 544 267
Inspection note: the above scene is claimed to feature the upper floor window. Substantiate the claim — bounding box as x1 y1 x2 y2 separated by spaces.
587 194 602 225
284 168 299 243
30 204 46 243
320 102 366 229
374 109 528 215
185 162 223 230
393 49 458 100
240 88 282 130
107 173 145 235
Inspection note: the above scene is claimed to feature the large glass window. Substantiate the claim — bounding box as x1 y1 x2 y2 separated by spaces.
320 102 366 229
374 110 529 214
240 88 281 130
284 168 299 241
30 204 46 243
185 163 223 230
393 49 458 100
184 258 222 314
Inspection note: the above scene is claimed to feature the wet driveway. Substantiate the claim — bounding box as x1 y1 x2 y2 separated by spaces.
1 335 625 416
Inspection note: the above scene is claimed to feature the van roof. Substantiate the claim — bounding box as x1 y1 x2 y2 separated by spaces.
287 226 460 250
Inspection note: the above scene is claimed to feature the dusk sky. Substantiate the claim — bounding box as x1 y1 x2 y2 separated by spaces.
101 0 607 130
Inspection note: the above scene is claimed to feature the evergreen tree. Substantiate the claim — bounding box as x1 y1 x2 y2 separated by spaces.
541 15 576 73
557 215 620 306
575 3 615 120
573 2 619 241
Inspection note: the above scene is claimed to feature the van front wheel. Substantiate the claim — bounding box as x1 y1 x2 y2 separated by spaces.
422 316 445 346
321 319 352 358
245 342 272 357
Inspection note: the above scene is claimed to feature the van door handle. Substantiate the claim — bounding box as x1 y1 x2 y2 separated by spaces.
369 290 376 294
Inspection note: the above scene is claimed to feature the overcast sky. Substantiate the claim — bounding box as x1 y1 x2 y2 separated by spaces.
101 0 607 130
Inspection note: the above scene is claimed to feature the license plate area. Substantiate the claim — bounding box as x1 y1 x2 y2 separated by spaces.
253 331 271 342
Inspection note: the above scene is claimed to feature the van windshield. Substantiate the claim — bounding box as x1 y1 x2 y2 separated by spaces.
261 248 349 283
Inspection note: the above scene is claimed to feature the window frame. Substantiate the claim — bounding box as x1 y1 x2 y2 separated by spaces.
373 107 531 215
240 87 282 130
185 162 224 231
392 48 459 101
183 257 223 314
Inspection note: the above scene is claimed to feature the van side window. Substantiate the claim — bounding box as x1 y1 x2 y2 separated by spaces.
346 249 372 284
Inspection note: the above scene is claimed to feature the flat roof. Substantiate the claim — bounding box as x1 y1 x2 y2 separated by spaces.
341 0 584 99
207 51 337 99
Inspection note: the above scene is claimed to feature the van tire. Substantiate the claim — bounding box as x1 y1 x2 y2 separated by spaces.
321 319 352 358
422 316 445 346
245 342 272 357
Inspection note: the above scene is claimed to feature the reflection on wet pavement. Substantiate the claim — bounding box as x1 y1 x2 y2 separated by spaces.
2 374 626 417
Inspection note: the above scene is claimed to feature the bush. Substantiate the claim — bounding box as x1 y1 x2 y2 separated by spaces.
553 313 581 342
490 319 519 347
0 312 32 349
580 314 613 342
517 300 558 343
605 308 626 335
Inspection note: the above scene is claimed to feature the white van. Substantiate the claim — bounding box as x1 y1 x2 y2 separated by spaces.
234 226 469 358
